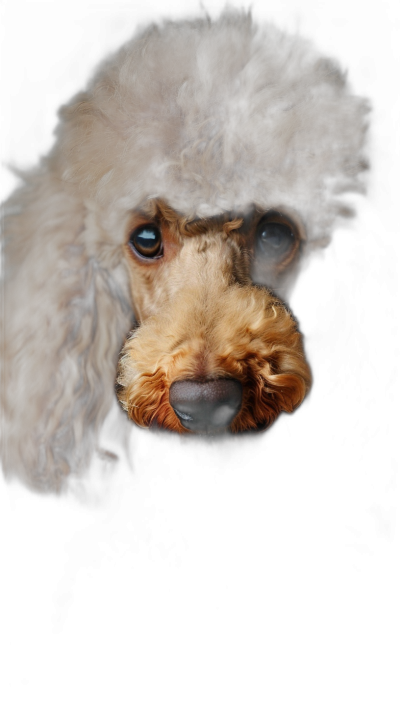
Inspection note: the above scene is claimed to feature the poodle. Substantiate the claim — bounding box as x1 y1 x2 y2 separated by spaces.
0 11 369 492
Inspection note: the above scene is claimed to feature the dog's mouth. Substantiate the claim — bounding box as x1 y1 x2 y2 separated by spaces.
154 428 256 448
181 431 235 444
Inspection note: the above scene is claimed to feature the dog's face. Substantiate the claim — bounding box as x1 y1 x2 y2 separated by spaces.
117 200 311 434
49 14 366 444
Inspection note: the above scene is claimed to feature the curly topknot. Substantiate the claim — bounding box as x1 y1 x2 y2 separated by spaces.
54 11 369 242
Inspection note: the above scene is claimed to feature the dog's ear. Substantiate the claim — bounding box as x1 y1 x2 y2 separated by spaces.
1 170 133 492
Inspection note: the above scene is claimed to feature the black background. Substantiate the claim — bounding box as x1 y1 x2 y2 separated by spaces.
1 0 399 637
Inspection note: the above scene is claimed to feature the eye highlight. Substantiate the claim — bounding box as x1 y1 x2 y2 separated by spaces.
128 223 163 259
257 222 294 258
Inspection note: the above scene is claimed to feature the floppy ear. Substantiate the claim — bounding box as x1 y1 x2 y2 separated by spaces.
1 169 133 492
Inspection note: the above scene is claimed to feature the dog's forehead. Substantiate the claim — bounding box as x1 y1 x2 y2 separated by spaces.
109 195 306 249
124 199 305 238
130 198 244 226
186 216 246 238
61 14 368 245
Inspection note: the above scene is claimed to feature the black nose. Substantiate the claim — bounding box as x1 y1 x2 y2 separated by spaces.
169 379 242 433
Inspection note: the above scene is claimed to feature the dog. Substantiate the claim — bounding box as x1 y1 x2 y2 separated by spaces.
0 11 369 491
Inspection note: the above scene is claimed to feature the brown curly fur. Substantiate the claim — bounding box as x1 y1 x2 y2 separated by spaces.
1 11 368 491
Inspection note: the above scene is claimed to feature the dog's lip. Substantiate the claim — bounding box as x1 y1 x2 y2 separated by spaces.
170 428 263 448
180 424 236 441
182 429 235 444
172 410 232 435
179 420 262 444
143 425 265 446
185 429 230 441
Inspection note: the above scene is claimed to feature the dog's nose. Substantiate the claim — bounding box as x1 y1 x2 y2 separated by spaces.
169 378 242 433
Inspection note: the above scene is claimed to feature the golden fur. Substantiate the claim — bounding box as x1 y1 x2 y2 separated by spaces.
1 12 369 491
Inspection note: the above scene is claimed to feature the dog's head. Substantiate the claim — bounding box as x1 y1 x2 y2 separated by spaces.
56 18 365 435
1 11 369 489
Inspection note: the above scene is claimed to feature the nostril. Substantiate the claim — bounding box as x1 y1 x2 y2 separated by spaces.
174 404 194 416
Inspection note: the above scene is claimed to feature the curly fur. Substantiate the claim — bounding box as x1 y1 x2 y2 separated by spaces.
117 202 310 432
0 11 369 491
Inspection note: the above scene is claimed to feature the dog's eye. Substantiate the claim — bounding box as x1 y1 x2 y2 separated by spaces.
128 224 163 259
257 223 293 258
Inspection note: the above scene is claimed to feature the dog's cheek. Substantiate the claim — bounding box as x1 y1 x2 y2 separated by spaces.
117 357 188 432
219 316 312 429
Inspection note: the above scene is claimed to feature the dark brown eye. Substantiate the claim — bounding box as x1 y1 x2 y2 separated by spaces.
128 223 163 259
257 223 294 258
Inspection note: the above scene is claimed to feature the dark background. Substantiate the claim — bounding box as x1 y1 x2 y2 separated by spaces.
1 0 399 646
